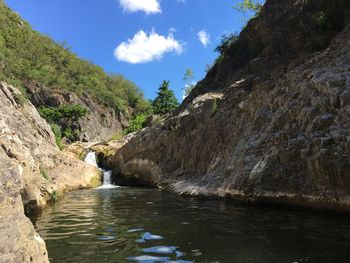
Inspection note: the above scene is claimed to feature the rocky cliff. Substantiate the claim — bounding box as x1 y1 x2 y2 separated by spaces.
110 0 350 212
25 83 127 142
0 82 101 262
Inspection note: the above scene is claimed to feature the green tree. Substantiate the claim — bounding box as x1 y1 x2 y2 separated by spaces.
183 84 195 99
215 33 239 55
182 68 196 99
234 0 263 22
183 68 194 82
152 81 179 115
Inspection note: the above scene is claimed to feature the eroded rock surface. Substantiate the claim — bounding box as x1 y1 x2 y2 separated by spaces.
110 15 350 211
64 132 137 170
0 82 101 262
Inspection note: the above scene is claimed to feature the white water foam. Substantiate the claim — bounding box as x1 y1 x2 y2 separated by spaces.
84 152 98 167
84 151 119 189
96 170 119 189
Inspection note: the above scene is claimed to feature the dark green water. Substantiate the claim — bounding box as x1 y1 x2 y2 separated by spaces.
32 188 350 263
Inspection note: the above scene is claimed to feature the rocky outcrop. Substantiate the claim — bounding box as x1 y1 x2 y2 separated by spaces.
64 132 136 169
185 0 350 105
0 82 102 262
25 83 127 142
110 2 350 212
0 148 49 263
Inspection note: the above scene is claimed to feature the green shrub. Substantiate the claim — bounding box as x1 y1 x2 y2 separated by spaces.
50 190 60 203
62 127 80 141
214 32 263 69
39 104 88 124
39 104 88 141
183 84 195 98
13 92 26 106
233 0 263 20
123 114 148 135
305 0 350 32
211 98 218 117
50 123 64 150
182 68 196 98
215 33 239 56
109 132 123 142
39 165 49 180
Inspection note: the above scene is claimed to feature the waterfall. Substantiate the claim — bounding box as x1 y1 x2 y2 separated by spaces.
84 151 118 189
102 170 112 185
84 152 98 167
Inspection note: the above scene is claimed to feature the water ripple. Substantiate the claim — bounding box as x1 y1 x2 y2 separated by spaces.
32 188 350 263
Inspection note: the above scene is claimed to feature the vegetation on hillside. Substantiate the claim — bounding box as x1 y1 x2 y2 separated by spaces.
0 2 150 114
305 0 350 32
215 34 239 57
39 104 88 142
123 114 148 135
121 80 179 136
50 123 65 150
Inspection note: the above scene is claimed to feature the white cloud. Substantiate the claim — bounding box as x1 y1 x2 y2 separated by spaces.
114 30 184 64
197 30 210 47
119 0 161 14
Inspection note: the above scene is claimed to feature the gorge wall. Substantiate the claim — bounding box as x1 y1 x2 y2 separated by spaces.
25 83 128 142
110 0 350 212
0 82 102 262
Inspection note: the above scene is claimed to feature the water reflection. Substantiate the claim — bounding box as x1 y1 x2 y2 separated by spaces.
32 188 350 263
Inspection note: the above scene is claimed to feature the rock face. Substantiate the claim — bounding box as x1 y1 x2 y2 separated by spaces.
0 155 48 263
25 83 127 141
64 132 136 170
185 0 350 105
0 82 101 262
110 2 350 212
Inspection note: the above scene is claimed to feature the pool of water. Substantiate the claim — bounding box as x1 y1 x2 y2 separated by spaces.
32 187 350 263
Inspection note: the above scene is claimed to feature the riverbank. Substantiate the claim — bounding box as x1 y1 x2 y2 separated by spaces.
0 82 102 262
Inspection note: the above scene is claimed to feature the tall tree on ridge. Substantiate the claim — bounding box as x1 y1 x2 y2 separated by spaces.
152 80 179 115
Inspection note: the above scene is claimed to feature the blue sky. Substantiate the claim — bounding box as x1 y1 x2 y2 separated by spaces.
5 0 247 101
